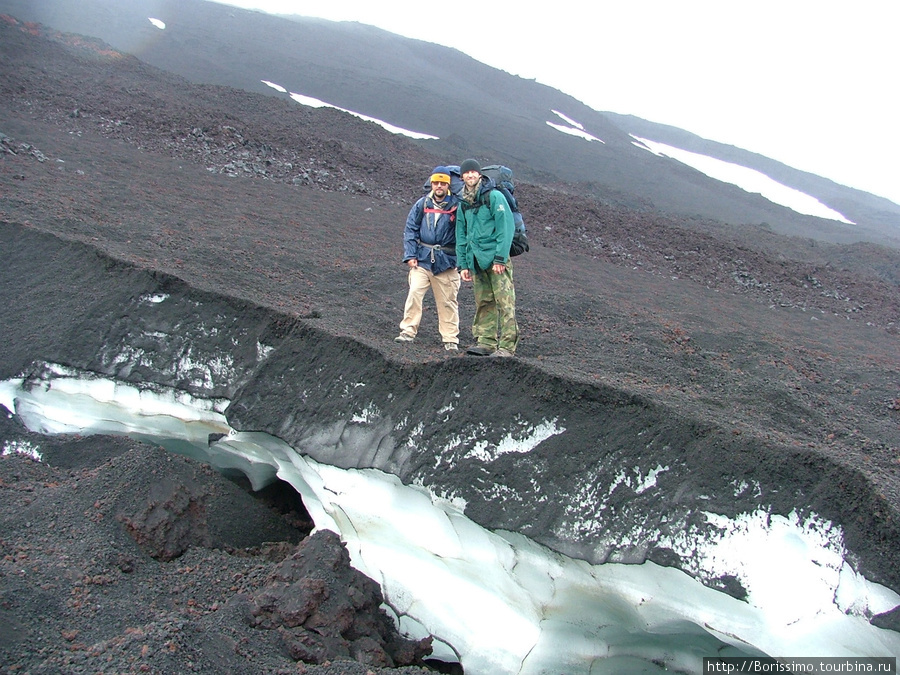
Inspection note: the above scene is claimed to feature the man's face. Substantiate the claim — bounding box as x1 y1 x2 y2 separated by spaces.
462 170 480 188
431 181 449 198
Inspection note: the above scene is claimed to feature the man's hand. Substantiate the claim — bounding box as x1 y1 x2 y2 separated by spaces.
460 269 472 282
406 259 418 269
492 263 506 274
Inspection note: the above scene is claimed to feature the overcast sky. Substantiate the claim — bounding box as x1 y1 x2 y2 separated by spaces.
207 0 898 206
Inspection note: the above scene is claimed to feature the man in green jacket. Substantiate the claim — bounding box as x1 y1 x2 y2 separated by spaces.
456 158 519 357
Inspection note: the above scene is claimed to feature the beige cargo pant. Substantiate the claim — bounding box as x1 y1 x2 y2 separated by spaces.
398 266 461 344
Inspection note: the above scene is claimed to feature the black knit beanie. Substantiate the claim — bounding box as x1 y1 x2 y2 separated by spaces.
459 158 481 174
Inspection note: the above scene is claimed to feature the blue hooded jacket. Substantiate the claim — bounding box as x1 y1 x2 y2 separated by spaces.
403 188 459 275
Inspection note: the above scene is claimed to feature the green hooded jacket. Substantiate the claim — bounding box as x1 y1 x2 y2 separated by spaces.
455 182 515 272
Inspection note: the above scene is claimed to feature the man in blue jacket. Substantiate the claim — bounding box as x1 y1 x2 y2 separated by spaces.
395 167 461 350
456 158 519 357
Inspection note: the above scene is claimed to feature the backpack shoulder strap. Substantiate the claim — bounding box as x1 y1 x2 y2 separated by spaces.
413 195 427 221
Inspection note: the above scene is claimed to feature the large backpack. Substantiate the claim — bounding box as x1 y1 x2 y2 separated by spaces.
478 164 529 257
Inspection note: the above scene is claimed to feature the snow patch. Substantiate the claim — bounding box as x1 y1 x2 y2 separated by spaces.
631 135 854 223
465 418 566 462
2 439 43 462
663 508 900 623
261 80 287 93
351 402 381 424
256 341 274 361
550 109 585 130
260 81 438 140
546 110 604 143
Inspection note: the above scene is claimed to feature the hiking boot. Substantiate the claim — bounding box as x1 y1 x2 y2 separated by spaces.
443 343 459 351
490 348 514 358
394 333 414 343
466 344 494 356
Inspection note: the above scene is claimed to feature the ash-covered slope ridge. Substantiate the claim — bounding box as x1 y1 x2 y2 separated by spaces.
2 224 900 673
1 0 898 246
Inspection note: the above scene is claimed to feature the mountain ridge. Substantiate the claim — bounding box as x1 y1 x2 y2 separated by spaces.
1 0 898 248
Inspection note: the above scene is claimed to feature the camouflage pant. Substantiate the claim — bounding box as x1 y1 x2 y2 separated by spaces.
472 259 519 352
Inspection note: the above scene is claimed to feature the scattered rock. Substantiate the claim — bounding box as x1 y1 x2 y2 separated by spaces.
246 530 433 667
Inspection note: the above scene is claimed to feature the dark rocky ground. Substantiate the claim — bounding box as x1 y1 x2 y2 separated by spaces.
1 17 899 674
0 416 436 674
